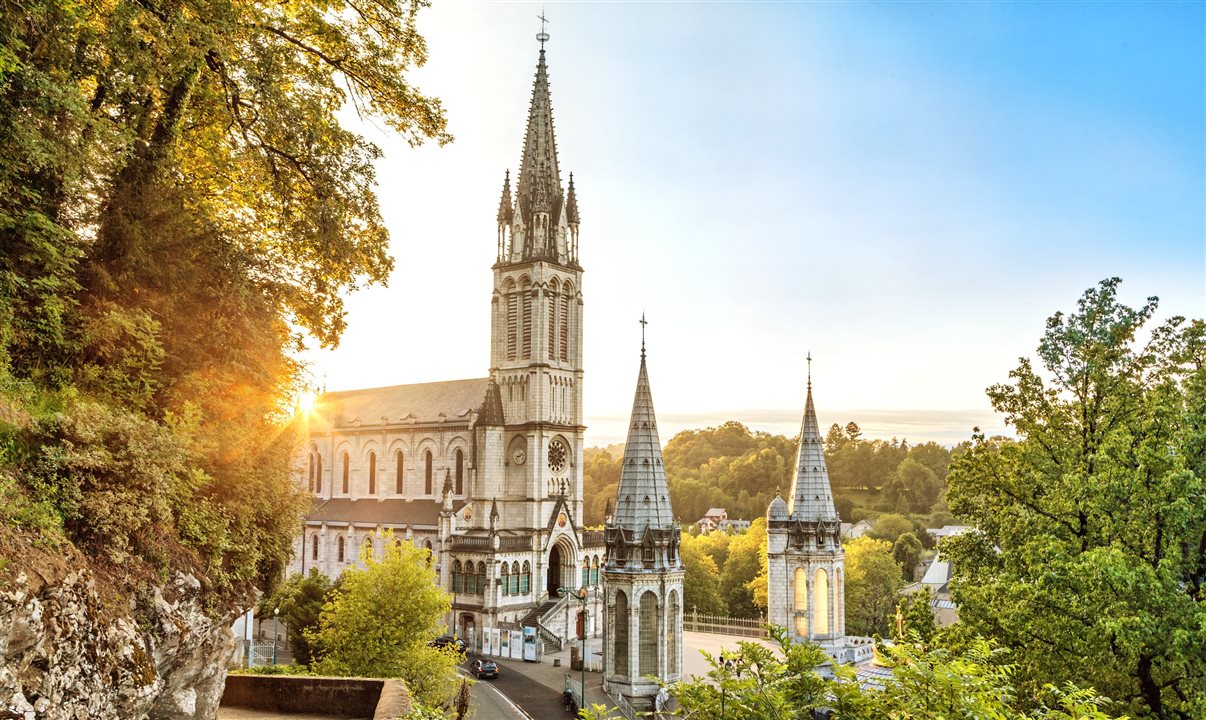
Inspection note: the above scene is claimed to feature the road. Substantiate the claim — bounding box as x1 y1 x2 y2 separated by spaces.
463 665 542 720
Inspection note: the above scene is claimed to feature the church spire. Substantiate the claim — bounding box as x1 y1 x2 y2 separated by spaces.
788 360 839 521
611 324 675 533
513 40 566 261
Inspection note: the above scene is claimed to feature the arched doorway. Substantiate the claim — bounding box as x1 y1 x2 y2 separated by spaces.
460 613 476 650
547 543 562 596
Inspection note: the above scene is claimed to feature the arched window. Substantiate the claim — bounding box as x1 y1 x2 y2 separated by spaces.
815 568 830 635
505 280 518 360
307 453 315 492
548 279 559 359
560 283 572 362
395 451 404 494
668 590 680 676
614 590 629 676
581 558 589 587
520 561 531 594
520 279 532 359
454 448 464 495
368 452 376 495
424 450 433 494
509 562 520 595
315 453 323 492
502 563 511 596
794 567 809 636
453 560 464 593
478 562 487 596
311 535 318 561
337 536 345 563
591 555 600 585
341 452 349 494
639 591 658 676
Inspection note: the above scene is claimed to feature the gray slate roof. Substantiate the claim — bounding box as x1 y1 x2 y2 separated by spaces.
788 381 840 522
306 497 458 527
612 354 675 533
313 378 490 428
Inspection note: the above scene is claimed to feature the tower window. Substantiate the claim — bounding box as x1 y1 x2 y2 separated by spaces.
639 591 658 676
395 451 404 494
455 449 464 495
311 535 318 561
814 568 830 635
668 589 680 675
368 451 377 495
560 287 571 362
521 281 532 359
614 590 629 676
307 453 315 492
341 452 349 494
315 453 323 492
506 289 518 360
337 536 345 563
424 450 433 494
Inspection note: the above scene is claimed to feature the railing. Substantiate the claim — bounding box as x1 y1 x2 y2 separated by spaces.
612 692 638 720
499 535 534 551
537 593 570 650
581 529 605 547
683 609 768 638
564 673 584 710
451 535 490 549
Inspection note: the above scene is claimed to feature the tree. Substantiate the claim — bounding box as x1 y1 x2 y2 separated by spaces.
895 588 937 643
308 539 459 706
867 513 913 543
719 519 767 618
892 531 924 581
844 536 902 636
945 278 1206 720
885 458 943 514
260 569 333 666
579 627 1124 720
680 534 726 615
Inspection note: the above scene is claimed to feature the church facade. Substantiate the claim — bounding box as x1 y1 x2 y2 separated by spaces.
290 42 603 650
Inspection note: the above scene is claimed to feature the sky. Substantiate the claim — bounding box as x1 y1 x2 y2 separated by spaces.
301 2 1206 447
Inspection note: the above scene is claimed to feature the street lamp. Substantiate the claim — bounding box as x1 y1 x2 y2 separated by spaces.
271 607 279 666
557 585 590 710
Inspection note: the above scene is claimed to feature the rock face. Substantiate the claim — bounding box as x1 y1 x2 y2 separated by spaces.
0 562 235 720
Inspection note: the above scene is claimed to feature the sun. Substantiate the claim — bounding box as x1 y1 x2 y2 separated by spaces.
297 391 318 414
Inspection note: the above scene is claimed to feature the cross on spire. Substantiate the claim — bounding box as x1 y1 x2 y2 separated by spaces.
537 10 550 49
640 313 648 360
807 351 812 389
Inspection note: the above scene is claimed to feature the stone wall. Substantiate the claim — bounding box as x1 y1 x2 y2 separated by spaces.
220 676 385 717
1 557 236 720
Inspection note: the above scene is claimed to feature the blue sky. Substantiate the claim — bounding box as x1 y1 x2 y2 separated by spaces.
305 2 1205 446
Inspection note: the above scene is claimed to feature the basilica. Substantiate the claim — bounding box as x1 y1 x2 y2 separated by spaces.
290 39 603 654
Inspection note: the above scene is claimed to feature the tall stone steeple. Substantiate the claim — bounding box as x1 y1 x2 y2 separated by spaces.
603 328 684 710
766 358 850 653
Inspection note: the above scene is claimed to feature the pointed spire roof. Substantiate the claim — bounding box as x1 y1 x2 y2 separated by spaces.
566 173 579 225
515 48 563 231
478 378 505 426
787 363 839 522
497 170 513 225
489 497 499 523
612 338 675 533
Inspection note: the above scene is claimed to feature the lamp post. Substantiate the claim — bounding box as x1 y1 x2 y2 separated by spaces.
557 585 589 710
271 607 279 666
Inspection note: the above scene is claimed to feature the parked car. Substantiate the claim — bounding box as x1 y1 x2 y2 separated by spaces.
431 634 467 653
471 659 499 679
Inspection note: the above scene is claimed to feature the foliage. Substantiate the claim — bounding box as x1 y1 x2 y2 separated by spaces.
892 531 924 581
719 518 767 618
945 278 1206 719
582 445 622 524
0 0 447 610
231 664 314 676
259 569 334 666
308 539 459 707
679 533 726 615
867 513 914 543
609 627 1127 720
844 536 902 636
894 588 937 643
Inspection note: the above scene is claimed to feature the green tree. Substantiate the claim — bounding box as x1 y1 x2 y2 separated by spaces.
680 534 726 615
892 531 924 581
867 513 913 543
719 519 767 618
260 569 333 666
844 536 902 636
894 588 937 643
945 278 1206 719
308 539 459 706
885 457 943 514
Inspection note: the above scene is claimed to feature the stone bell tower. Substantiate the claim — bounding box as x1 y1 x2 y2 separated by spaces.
602 326 684 709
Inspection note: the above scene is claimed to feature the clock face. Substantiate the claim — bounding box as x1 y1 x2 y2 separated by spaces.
512 448 527 465
548 438 568 475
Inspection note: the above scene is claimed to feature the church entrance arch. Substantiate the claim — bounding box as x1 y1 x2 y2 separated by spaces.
547 537 576 597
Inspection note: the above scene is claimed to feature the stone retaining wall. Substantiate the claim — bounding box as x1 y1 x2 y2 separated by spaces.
220 675 412 719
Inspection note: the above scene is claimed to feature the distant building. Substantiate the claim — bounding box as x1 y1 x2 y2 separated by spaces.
840 519 873 539
927 525 969 541
696 508 751 534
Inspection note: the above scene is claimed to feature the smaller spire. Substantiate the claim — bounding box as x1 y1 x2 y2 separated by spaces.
497 170 513 224
537 10 550 50
490 497 499 524
807 351 812 390
566 173 579 225
640 313 648 362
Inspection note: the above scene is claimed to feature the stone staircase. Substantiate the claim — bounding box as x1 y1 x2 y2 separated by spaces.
522 597 567 653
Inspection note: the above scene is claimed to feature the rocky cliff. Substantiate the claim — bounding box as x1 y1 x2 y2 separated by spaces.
1 543 236 720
